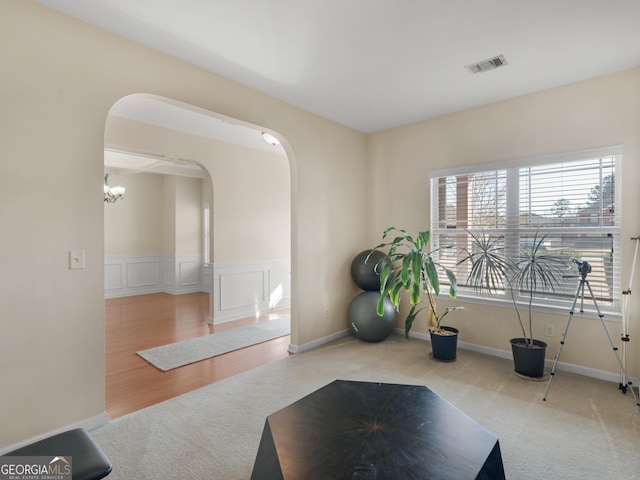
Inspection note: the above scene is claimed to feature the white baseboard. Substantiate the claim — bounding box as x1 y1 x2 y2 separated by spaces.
397 327 640 386
0 412 108 455
460 338 639 385
288 329 351 353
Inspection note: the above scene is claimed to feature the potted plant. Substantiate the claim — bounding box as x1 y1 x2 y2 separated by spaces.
457 230 566 377
368 228 463 361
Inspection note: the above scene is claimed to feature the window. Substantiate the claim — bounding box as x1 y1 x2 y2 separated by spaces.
430 146 621 313
203 202 211 264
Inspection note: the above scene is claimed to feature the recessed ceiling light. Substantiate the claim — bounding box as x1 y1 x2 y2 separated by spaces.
465 55 508 74
261 132 280 146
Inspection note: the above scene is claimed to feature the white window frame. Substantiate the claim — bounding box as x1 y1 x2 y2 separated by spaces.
429 146 622 317
203 202 211 264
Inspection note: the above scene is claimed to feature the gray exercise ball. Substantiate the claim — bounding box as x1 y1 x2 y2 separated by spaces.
348 291 396 342
351 250 390 291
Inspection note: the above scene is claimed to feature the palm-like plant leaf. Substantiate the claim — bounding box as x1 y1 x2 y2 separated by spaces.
446 269 458 298
512 232 566 344
370 227 461 336
424 256 440 297
514 233 564 293
458 230 511 294
404 304 425 338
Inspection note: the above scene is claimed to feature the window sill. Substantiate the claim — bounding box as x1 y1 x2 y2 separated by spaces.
450 293 622 322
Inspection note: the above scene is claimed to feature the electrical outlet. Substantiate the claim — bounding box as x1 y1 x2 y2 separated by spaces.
324 307 330 319
544 324 555 337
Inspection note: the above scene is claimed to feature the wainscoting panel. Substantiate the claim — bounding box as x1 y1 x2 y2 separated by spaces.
163 257 176 288
104 263 123 291
267 261 290 309
202 264 213 294
127 259 161 288
165 254 202 295
220 270 265 311
179 259 200 286
105 254 204 298
105 255 163 298
211 259 291 324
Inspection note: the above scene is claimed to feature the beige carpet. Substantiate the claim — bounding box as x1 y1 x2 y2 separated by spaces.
91 334 640 479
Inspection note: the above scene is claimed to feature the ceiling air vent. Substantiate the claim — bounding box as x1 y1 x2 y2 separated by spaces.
465 55 508 74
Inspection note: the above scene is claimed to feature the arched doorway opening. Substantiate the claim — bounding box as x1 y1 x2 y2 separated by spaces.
103 94 292 418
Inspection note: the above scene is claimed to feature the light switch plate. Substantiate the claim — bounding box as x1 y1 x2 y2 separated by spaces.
69 250 86 270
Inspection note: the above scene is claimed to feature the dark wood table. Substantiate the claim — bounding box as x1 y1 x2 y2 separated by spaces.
251 380 505 479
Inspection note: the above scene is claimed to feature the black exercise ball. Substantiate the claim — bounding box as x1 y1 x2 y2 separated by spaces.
350 250 390 291
348 291 396 342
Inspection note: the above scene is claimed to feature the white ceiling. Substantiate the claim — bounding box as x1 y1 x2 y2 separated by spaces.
37 0 640 134
108 95 286 155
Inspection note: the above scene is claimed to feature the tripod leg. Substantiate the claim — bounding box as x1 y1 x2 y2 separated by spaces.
620 291 630 392
543 281 583 401
619 237 639 394
584 281 640 406
620 341 628 394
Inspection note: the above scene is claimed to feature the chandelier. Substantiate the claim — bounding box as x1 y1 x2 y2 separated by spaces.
104 173 125 203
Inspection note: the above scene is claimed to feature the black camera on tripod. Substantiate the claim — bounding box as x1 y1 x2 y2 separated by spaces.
573 259 592 278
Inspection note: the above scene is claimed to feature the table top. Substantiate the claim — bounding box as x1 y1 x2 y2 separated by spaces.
259 379 503 479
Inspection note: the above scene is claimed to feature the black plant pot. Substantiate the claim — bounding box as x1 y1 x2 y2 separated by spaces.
510 338 547 378
430 326 458 361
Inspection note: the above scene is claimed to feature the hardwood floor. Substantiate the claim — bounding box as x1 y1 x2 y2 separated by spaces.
105 292 291 419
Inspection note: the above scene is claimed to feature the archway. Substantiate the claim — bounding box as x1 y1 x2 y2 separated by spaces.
104 94 292 417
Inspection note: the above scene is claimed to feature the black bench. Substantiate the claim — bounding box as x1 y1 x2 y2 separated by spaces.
4 428 112 480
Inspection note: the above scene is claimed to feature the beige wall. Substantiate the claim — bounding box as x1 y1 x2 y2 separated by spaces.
162 176 177 255
104 172 166 255
368 67 640 377
105 115 291 263
210 144 290 262
104 173 203 256
172 176 203 255
0 0 367 448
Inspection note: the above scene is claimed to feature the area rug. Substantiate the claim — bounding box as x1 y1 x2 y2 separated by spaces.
136 316 290 371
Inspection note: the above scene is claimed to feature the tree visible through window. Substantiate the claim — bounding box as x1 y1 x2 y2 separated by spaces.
430 147 621 312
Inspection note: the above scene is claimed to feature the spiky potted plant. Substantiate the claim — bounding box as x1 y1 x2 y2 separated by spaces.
510 232 566 377
368 228 462 361
458 230 566 377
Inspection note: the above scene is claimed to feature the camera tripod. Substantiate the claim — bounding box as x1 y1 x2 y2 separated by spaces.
543 260 639 406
